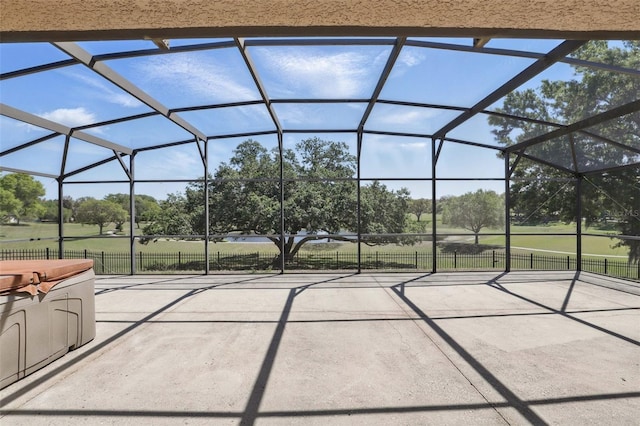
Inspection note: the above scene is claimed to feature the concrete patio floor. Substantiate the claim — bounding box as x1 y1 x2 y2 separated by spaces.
1 271 639 425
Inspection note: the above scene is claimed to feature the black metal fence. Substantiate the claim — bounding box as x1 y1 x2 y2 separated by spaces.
1 248 638 281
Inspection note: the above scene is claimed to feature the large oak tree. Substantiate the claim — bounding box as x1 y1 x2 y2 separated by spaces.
182 138 413 262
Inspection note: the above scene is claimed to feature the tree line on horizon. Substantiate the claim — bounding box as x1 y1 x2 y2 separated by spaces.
1 135 635 263
0 150 503 260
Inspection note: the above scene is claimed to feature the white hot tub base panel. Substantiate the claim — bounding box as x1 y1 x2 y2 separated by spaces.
0 269 96 389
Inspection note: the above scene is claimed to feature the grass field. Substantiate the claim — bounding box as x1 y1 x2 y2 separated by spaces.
3 222 637 281
0 221 630 259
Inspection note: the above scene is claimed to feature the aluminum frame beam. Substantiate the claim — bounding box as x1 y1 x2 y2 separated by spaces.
505 99 640 154
0 165 58 179
234 38 283 134
53 42 208 142
0 103 132 154
0 59 78 80
6 38 637 85
358 37 407 154
1 132 59 157
432 40 587 139
406 39 640 77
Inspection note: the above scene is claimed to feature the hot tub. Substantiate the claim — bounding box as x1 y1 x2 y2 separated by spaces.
0 259 96 389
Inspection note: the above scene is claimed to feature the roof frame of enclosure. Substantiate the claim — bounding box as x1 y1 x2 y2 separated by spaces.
3 36 639 177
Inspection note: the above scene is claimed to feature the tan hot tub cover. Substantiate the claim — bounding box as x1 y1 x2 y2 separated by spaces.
0 259 94 295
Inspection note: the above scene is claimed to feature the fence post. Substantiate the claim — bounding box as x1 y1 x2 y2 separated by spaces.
604 258 608 275
101 251 105 274
178 251 182 268
336 251 339 269
567 256 570 270
492 250 496 267
415 251 418 269
530 253 534 269
454 251 457 269
84 249 88 259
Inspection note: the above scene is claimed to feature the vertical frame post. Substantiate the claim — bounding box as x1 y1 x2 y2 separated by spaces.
57 178 64 259
279 132 285 274
576 175 583 272
58 134 71 259
203 139 210 275
129 153 136 275
431 138 438 273
357 131 363 274
504 152 511 272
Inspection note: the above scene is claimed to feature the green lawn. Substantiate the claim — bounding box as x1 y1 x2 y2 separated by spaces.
1 221 630 259
3 221 636 281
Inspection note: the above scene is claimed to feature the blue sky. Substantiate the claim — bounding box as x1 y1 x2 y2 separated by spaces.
0 37 588 201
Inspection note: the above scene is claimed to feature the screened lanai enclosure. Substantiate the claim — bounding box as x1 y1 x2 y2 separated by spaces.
1 37 639 279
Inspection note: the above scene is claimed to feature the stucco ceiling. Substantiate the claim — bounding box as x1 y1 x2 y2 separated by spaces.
2 0 640 42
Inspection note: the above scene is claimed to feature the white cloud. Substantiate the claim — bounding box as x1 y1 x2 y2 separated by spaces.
257 49 375 98
39 107 97 127
400 141 428 150
390 48 427 78
398 49 426 68
64 70 143 108
32 107 106 135
107 93 143 108
276 106 312 126
377 108 439 125
359 135 431 182
275 104 324 126
143 149 201 180
83 126 108 137
363 134 427 152
138 54 257 103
